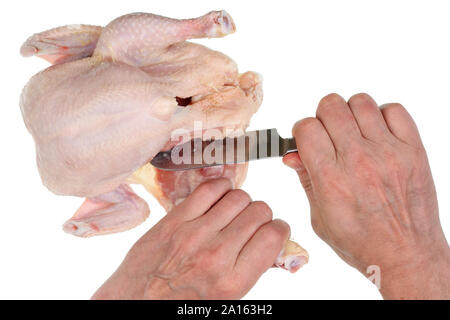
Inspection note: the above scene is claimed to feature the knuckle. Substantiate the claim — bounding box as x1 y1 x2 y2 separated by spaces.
292 117 319 136
195 178 231 199
265 220 290 244
249 201 273 220
317 93 345 113
227 189 252 205
192 183 212 200
265 229 285 247
380 102 406 114
348 92 373 105
195 181 215 194
321 93 344 105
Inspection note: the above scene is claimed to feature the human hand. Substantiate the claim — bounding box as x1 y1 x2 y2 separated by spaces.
283 93 450 299
92 178 291 299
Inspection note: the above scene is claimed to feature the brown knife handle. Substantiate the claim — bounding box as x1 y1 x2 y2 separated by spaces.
281 137 298 156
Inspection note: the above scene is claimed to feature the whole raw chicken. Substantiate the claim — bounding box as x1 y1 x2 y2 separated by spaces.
20 11 308 273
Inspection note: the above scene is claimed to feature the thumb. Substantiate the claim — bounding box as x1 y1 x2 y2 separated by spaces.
282 152 314 197
283 152 326 241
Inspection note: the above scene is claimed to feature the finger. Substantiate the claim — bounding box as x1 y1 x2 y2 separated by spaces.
168 178 232 221
234 219 290 288
282 151 304 171
347 93 391 141
282 152 324 240
380 103 423 147
219 201 273 256
316 93 362 151
282 152 314 197
291 117 336 176
196 189 252 230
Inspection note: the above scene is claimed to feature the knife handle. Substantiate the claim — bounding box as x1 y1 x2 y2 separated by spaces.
280 137 298 156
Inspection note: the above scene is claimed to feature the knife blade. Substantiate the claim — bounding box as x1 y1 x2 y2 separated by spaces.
150 128 297 171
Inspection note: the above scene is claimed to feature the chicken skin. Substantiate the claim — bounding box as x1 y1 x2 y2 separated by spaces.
20 11 308 272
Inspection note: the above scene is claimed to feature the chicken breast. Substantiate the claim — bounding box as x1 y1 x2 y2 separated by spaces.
20 11 308 272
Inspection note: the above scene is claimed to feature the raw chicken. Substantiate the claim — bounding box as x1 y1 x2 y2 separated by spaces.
20 11 308 272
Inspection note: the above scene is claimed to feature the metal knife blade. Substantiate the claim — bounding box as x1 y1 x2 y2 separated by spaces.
150 128 297 171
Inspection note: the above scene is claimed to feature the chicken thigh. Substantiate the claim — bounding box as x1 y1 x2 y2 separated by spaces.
20 11 308 272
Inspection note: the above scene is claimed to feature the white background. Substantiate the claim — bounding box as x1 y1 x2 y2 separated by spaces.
1 0 449 299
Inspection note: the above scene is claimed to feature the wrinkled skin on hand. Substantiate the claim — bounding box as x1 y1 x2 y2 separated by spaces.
283 93 450 299
92 179 296 299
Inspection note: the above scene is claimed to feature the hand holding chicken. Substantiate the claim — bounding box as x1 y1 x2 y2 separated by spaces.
92 178 299 299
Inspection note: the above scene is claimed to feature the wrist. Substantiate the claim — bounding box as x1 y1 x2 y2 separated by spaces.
378 243 450 299
91 270 144 300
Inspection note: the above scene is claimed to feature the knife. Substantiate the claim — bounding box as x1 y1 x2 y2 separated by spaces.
150 128 298 171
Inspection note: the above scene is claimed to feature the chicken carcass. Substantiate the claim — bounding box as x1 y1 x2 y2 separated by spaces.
20 11 308 272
